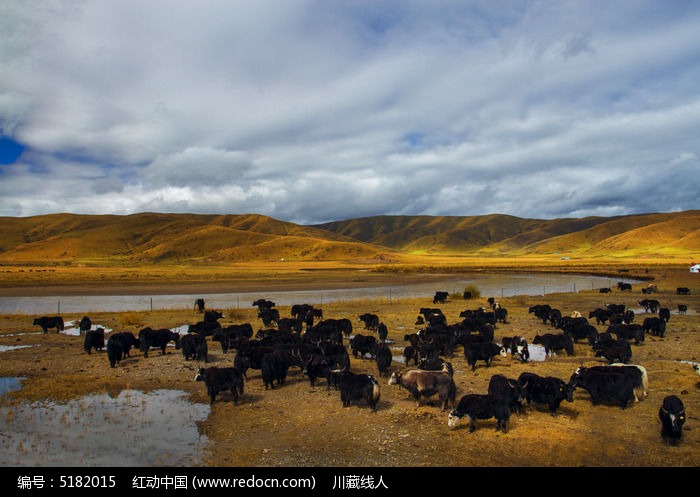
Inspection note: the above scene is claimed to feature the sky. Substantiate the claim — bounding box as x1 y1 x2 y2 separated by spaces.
1 0 699 225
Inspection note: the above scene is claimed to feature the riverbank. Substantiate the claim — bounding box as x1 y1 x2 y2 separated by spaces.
0 257 682 297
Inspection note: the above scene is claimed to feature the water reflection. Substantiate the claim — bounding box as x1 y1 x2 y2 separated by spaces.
0 389 209 467
0 377 24 397
0 273 639 315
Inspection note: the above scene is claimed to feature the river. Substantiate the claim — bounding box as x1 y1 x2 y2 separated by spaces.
0 273 640 315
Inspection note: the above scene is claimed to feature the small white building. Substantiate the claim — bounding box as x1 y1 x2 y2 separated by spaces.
690 264 700 273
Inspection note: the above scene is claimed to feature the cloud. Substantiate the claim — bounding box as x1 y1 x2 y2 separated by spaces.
0 0 698 223
139 147 253 187
668 152 697 168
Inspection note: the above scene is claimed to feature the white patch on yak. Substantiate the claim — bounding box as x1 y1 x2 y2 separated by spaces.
447 412 462 429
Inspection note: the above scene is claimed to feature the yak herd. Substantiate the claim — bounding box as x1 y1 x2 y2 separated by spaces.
33 283 692 446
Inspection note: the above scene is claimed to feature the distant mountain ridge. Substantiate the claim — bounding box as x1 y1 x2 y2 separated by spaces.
0 210 698 264
312 211 700 256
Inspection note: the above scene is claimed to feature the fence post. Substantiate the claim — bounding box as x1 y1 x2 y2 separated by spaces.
150 297 153 312
57 301 60 315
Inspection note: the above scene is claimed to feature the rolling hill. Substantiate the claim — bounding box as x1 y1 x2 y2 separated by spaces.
0 210 697 264
313 211 700 257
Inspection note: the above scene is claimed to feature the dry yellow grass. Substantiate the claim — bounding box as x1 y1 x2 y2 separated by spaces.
0 253 693 291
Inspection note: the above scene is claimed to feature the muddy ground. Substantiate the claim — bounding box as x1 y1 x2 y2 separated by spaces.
0 267 698 468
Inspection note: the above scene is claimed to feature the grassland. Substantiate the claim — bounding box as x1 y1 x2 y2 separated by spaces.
0 256 698 468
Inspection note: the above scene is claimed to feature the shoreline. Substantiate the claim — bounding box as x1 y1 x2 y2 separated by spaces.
0 263 668 298
0 273 459 298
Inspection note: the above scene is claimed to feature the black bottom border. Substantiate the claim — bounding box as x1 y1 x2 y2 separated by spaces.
3 467 694 495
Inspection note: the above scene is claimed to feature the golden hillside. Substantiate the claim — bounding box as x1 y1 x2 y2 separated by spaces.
0 210 697 265
0 212 384 264
315 211 700 258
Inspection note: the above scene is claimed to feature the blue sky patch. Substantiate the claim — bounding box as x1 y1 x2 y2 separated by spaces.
0 137 24 165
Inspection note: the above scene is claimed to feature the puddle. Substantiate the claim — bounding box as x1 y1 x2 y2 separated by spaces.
0 377 24 397
631 307 696 316
62 324 112 337
0 345 32 353
523 344 547 362
17 324 188 355
0 389 210 467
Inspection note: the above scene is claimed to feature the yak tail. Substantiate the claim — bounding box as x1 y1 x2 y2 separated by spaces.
632 364 649 398
369 375 381 403
372 382 381 404
636 365 649 397
611 363 649 400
